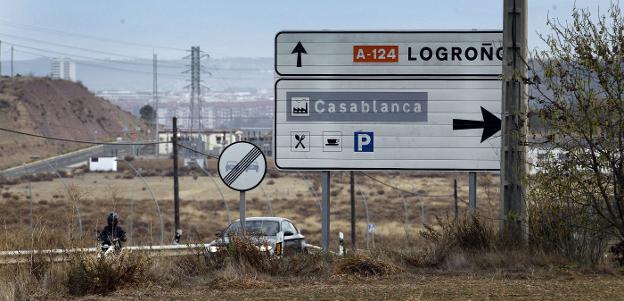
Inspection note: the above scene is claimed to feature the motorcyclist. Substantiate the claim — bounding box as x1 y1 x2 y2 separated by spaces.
98 212 127 251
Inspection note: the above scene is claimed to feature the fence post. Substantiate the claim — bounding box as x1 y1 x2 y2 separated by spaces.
469 172 477 214
454 178 458 219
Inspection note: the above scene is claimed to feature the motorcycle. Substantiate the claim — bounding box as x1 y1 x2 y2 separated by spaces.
97 232 123 258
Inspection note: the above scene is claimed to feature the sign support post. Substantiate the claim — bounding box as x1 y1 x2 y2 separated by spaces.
240 191 246 235
469 172 477 214
321 171 331 251
350 171 356 251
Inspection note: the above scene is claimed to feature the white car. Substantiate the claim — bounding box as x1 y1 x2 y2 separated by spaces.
208 217 307 256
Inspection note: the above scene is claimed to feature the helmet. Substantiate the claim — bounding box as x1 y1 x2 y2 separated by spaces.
107 212 119 226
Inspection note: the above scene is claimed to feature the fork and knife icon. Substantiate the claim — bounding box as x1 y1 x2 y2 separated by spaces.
294 134 306 149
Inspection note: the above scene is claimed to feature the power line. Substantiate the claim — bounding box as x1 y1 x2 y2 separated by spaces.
0 126 167 146
0 32 184 67
0 18 187 52
4 37 268 72
12 48 187 78
5 41 182 69
358 172 453 198
166 145 459 200
12 47 267 80
176 144 218 159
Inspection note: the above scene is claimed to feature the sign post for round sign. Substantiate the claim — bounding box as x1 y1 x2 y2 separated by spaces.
218 141 267 235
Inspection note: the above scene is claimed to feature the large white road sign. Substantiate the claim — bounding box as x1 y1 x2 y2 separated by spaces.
275 31 502 76
273 79 502 170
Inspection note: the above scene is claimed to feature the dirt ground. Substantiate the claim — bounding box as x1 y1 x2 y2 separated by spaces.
102 273 624 301
0 171 500 249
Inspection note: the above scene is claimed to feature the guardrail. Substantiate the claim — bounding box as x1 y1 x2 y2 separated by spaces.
0 244 211 264
0 240 342 265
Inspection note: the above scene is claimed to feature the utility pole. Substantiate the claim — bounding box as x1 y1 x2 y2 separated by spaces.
0 40 3 76
185 46 208 132
10 46 14 77
172 117 181 243
350 171 356 251
501 0 528 242
184 46 209 160
153 53 159 156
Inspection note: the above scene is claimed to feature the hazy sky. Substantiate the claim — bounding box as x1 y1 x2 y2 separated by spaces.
0 0 617 60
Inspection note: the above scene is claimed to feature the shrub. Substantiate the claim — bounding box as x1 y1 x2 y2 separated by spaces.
205 237 331 278
66 252 150 296
333 253 400 277
528 171 612 264
421 214 495 253
610 242 624 266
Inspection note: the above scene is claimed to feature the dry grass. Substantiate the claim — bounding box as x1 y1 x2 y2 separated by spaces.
0 236 621 299
334 253 401 277
65 252 151 296
0 171 501 251
1 171 622 299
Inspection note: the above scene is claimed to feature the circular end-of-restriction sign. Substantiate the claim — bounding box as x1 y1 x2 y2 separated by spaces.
218 141 267 192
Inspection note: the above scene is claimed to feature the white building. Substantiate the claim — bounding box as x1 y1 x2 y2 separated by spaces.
88 157 117 172
51 58 77 82
158 130 242 157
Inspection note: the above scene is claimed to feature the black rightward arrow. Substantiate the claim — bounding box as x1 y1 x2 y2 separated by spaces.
452 107 502 143
291 41 307 67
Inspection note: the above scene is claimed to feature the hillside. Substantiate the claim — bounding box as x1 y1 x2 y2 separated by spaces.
0 76 147 169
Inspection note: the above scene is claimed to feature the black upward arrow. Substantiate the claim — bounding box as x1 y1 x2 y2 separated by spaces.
291 41 307 67
452 107 501 143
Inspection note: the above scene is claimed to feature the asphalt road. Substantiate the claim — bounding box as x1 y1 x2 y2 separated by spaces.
0 143 153 178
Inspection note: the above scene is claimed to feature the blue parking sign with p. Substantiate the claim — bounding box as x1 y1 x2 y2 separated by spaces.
354 132 374 152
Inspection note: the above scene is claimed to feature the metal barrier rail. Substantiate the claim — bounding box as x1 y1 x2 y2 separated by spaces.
0 244 211 264
0 242 340 265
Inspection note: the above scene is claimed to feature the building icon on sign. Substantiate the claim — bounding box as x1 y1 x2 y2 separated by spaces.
51 58 77 82
291 97 310 116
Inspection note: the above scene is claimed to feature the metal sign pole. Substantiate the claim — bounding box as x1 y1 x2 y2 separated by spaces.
321 171 331 251
350 171 356 251
240 191 246 236
469 172 477 214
